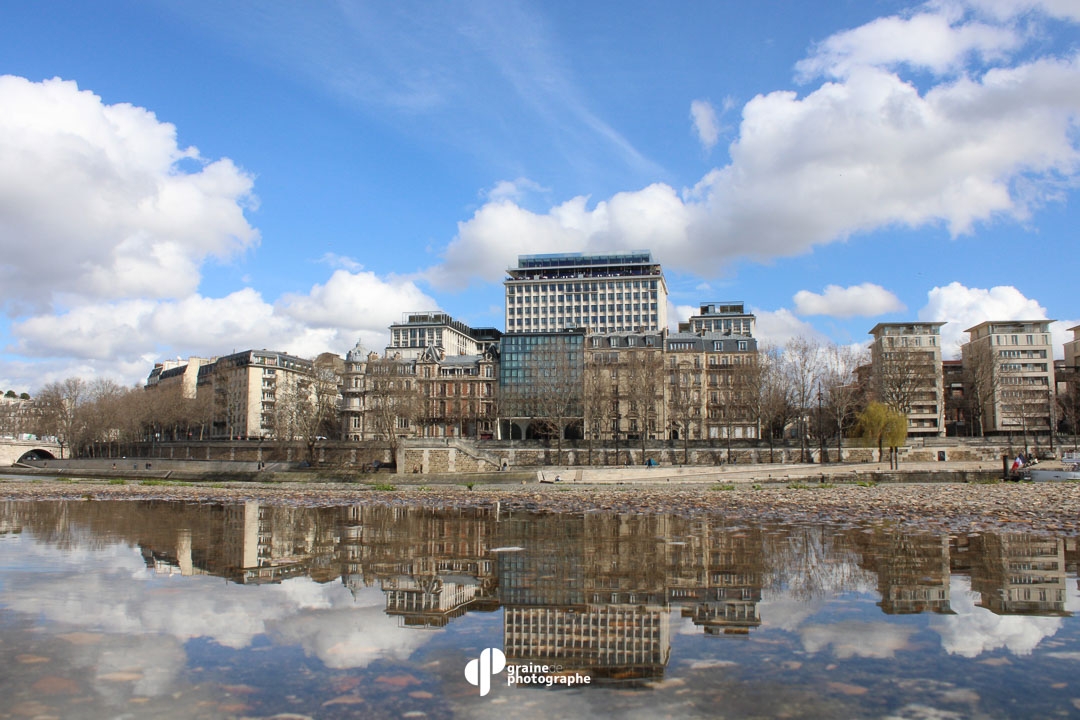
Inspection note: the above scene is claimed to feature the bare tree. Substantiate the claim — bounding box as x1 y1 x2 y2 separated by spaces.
526 343 584 464
962 341 1000 437
366 355 422 460
721 353 760 460
783 338 824 463
35 377 88 458
621 347 665 459
274 359 342 462
582 352 614 464
84 378 127 457
667 354 699 464
819 344 869 463
999 368 1052 454
876 344 937 419
741 346 790 462
1057 367 1080 451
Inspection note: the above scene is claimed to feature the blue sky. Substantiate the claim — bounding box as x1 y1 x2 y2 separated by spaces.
1 0 1078 391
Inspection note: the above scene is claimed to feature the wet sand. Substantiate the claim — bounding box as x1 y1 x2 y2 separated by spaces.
2 474 1079 536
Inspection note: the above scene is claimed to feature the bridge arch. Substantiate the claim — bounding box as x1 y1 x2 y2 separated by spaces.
16 448 56 463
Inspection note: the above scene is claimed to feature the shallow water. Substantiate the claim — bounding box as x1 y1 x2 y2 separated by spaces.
1 499 1078 719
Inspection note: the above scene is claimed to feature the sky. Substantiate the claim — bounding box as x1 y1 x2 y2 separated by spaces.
1 0 1078 393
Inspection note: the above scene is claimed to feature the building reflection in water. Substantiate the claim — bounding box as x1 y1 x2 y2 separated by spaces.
1 499 1075 683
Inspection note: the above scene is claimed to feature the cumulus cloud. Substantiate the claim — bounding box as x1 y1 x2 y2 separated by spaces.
0 540 435 702
10 272 436 371
794 10 1019 80
0 75 258 312
278 269 437 329
428 7 1080 289
482 177 549 204
801 621 916 658
916 282 1077 358
753 308 826 348
793 283 905 317
670 303 698 330
317 252 364 271
0 75 446 389
962 0 1080 22
931 576 1066 657
690 99 720 151
269 604 432 669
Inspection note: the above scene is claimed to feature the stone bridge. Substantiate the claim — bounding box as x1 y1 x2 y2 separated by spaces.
0 438 63 466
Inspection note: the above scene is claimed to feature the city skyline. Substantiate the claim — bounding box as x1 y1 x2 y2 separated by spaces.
2 1 1079 392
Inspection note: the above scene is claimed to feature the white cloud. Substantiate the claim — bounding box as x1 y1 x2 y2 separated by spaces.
430 25 1080 288
0 541 436 699
482 177 549 204
0 75 258 312
670 302 698 330
752 308 826 348
317 252 365 271
793 283 905 317
10 272 435 384
801 621 915 658
431 184 692 290
278 269 437 329
795 10 1019 80
931 576 1066 657
0 75 445 390
690 99 720 151
915 282 1076 358
269 604 431 669
960 0 1080 22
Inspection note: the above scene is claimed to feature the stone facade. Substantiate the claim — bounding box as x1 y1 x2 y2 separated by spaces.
195 350 314 440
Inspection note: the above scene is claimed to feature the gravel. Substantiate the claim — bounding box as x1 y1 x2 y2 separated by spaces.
3 476 1079 536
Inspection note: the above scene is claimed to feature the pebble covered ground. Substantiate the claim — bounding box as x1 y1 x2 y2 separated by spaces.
3 476 1079 536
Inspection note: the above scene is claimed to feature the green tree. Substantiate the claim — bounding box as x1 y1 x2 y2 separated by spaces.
855 401 907 465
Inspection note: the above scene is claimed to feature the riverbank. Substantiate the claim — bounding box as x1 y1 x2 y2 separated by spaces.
2 471 1079 536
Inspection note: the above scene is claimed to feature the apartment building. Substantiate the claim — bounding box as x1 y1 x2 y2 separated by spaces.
960 320 1055 437
868 323 946 438
665 331 759 442
386 311 501 359
146 356 214 399
415 345 499 439
504 251 667 334
584 330 666 444
195 349 314 439
340 340 415 442
682 302 756 337
1066 325 1080 373
341 337 499 442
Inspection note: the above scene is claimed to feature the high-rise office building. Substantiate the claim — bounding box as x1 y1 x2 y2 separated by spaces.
504 251 668 334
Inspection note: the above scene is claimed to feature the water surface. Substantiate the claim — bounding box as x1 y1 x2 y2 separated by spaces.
2 499 1078 718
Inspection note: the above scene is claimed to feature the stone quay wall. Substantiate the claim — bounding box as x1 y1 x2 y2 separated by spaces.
69 437 1064 475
